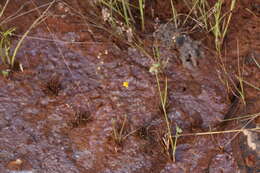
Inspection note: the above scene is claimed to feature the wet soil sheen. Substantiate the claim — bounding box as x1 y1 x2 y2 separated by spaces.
0 0 259 173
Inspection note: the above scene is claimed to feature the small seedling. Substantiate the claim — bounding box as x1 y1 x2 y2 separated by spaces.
172 125 182 162
137 125 152 140
112 114 128 146
161 125 182 162
2 0 54 70
1 69 10 77
0 27 15 65
183 0 236 52
43 76 62 96
210 0 236 52
70 108 92 128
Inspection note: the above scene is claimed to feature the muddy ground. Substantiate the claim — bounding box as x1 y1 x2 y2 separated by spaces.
0 0 259 173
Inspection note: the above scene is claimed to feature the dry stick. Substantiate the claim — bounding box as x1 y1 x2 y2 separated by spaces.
10 0 55 67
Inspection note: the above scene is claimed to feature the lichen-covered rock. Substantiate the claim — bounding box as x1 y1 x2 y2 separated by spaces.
153 22 204 69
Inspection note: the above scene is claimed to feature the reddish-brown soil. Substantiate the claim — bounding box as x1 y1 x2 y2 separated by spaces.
0 0 259 173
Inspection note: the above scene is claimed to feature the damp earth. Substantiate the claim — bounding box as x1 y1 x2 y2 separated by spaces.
0 0 259 173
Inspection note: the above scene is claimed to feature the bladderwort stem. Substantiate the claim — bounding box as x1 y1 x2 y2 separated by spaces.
155 74 175 162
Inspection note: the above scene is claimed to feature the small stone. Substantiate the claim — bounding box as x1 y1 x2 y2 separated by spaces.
6 158 32 171
6 159 23 170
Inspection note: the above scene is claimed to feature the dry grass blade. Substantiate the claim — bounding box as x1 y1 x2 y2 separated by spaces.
222 112 260 122
10 0 55 67
175 110 260 149
223 113 259 147
235 39 246 105
170 0 178 28
0 1 56 26
252 56 260 68
175 127 260 137
236 77 260 92
0 0 10 18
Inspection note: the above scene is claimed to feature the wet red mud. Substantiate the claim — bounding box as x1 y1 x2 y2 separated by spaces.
0 0 259 173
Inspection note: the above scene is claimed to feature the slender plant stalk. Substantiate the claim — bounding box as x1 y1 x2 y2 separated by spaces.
121 0 130 27
213 1 222 52
198 0 209 30
222 0 236 43
139 0 145 31
212 0 236 53
172 125 182 161
0 28 15 64
236 39 246 105
125 0 134 24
